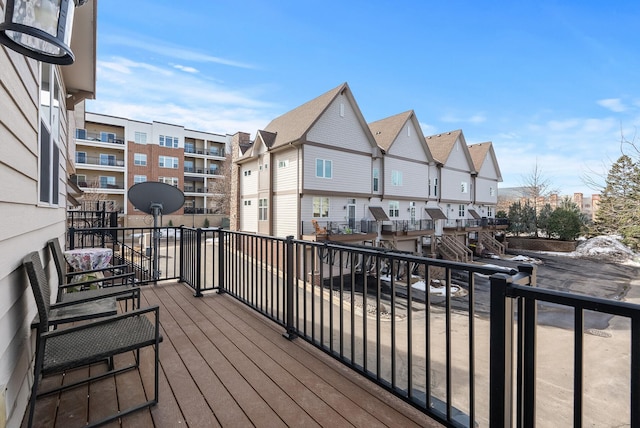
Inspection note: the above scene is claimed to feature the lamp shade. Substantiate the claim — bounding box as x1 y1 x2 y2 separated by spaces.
0 0 86 65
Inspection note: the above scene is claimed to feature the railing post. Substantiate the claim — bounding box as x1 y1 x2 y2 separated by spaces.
68 227 76 250
194 227 203 297
489 272 515 428
217 228 225 294
178 226 185 282
283 235 297 340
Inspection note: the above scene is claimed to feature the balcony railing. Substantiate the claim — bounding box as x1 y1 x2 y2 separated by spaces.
75 155 125 167
75 129 125 144
301 220 378 236
382 219 435 233
66 225 640 427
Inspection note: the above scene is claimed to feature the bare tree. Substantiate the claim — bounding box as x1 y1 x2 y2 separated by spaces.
208 153 232 215
520 160 558 237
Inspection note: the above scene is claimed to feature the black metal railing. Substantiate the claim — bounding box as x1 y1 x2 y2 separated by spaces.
489 272 640 427
301 220 378 235
65 224 640 427
67 226 182 285
382 219 435 233
179 228 529 426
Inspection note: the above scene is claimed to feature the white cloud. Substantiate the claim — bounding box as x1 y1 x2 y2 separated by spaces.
102 34 255 69
597 98 626 113
173 64 199 74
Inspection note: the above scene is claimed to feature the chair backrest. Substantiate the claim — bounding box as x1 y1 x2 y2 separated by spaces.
47 238 67 286
23 252 51 331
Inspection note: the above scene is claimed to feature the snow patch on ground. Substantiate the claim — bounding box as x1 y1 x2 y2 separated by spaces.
508 235 640 266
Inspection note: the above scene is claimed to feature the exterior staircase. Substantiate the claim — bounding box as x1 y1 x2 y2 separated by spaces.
436 235 473 262
479 232 506 255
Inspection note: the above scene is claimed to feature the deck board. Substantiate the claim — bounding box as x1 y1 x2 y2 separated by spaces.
23 281 443 428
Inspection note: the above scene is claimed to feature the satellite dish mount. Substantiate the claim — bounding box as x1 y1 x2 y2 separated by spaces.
128 182 185 281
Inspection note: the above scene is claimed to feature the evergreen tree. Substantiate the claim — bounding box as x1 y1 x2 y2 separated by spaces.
537 203 553 238
548 208 582 241
594 155 640 241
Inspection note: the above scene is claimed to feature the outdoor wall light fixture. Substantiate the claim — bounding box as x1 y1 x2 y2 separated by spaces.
0 0 88 65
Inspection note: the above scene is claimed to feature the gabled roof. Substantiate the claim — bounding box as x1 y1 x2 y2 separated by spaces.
424 129 476 173
369 110 434 161
468 141 503 182
424 129 463 164
369 110 413 151
258 130 277 149
258 82 378 153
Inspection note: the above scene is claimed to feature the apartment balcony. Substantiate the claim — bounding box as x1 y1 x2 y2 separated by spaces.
381 219 435 236
75 129 125 145
47 226 639 427
442 218 509 231
74 179 125 191
75 155 125 169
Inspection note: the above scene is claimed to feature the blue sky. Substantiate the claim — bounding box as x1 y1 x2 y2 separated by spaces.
86 0 640 196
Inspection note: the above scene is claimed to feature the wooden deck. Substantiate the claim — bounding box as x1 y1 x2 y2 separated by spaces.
25 280 443 427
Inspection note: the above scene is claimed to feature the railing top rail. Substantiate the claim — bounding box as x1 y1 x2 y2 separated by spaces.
508 282 640 317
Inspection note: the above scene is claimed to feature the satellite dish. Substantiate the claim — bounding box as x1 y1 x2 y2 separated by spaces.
127 182 185 280
128 181 185 215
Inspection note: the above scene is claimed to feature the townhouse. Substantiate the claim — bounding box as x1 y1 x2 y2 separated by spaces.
233 83 506 259
72 108 232 225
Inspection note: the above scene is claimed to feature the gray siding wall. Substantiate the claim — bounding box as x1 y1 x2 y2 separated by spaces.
307 93 373 154
303 145 371 193
0 50 69 427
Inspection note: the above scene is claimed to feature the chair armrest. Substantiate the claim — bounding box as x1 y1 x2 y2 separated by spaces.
52 287 139 308
59 272 135 290
65 263 129 279
41 305 160 339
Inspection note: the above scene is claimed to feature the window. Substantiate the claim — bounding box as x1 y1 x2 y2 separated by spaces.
100 132 115 143
313 197 329 217
244 170 251 176
134 131 147 144
391 170 403 186
373 168 379 192
433 178 438 197
159 156 179 169
461 181 468 193
316 159 332 178
75 152 86 164
75 128 86 139
134 153 147 166
339 102 345 117
39 63 60 205
259 198 268 221
243 200 252 206
100 176 116 188
389 201 400 218
278 160 289 168
159 135 179 148
489 187 495 197
184 142 194 153
159 177 179 187
75 174 87 186
100 154 116 166
184 160 194 172
134 175 147 184
459 204 466 217
488 207 493 217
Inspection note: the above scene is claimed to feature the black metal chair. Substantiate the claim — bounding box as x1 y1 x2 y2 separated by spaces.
23 251 161 428
47 238 141 310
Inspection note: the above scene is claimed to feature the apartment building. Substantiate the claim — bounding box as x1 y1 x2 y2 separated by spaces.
72 107 232 223
233 83 505 258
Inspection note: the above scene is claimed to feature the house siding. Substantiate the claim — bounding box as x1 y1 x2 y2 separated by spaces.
383 157 429 199
273 194 298 237
0 49 69 427
303 145 371 193
306 94 373 154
